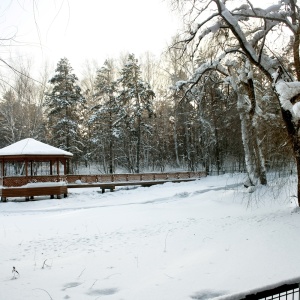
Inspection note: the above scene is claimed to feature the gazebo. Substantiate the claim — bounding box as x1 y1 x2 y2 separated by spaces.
0 138 73 201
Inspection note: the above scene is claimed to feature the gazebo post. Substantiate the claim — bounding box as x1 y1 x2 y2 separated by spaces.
63 158 68 198
63 159 67 175
50 160 54 199
57 158 60 177
30 161 33 176
0 159 3 189
25 159 33 200
51 159 60 200
56 159 61 199
25 159 28 176
1 158 3 177
1 159 5 201
25 159 28 183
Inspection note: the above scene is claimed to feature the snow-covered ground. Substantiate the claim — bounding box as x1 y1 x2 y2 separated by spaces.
1 173 300 300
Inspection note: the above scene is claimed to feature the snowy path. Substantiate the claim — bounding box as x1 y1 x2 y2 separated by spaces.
0 174 299 300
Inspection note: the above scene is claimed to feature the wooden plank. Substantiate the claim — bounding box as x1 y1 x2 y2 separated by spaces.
3 175 67 187
68 178 200 190
66 172 205 184
0 186 67 199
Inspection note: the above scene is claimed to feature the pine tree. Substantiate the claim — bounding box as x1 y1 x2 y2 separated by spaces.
118 54 155 173
45 58 85 172
0 90 24 145
90 59 121 173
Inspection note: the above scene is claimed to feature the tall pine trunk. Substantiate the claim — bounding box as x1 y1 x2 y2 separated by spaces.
296 155 300 206
136 115 141 173
109 106 114 174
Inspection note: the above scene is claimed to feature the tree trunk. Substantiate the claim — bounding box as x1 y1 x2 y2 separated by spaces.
136 116 141 173
183 112 193 171
173 122 180 167
214 126 221 175
236 66 267 186
253 135 267 185
109 108 114 174
278 105 300 205
296 155 300 206
238 99 267 186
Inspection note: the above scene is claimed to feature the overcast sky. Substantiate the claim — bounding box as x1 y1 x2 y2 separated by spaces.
0 0 279 76
1 0 181 73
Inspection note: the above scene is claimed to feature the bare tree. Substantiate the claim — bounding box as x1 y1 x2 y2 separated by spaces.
173 0 300 203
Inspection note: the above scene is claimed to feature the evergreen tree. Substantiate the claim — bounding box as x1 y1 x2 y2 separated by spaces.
44 58 85 172
0 90 22 145
90 59 121 173
118 54 155 173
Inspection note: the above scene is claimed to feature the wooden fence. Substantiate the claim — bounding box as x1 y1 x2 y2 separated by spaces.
2 175 67 187
67 171 206 184
1 172 206 187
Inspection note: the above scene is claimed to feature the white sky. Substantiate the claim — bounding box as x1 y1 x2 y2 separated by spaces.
0 0 280 76
0 0 181 74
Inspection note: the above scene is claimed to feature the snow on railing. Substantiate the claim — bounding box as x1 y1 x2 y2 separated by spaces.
208 276 300 300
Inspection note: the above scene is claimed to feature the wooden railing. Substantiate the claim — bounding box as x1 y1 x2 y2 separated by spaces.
2 175 67 187
1 171 206 187
66 171 206 184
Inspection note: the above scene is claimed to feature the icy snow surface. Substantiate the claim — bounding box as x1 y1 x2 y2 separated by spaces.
1 174 300 300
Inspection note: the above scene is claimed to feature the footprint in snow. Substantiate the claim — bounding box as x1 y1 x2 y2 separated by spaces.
62 282 83 291
175 192 190 198
190 290 227 300
86 288 119 296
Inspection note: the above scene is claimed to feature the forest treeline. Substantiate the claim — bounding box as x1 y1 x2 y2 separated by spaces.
0 38 293 176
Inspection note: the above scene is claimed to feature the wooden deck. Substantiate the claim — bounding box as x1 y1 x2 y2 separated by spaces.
0 185 67 202
67 171 206 193
67 171 206 183
68 178 200 193
0 171 206 201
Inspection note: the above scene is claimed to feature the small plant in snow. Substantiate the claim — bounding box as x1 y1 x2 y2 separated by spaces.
12 266 19 279
42 259 52 269
164 230 172 253
33 288 53 300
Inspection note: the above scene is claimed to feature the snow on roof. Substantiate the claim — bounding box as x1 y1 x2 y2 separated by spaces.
0 138 73 157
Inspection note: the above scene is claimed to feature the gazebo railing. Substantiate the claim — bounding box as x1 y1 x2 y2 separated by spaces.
2 175 67 187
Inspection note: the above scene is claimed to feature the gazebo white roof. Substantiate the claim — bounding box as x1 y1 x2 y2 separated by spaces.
0 138 73 157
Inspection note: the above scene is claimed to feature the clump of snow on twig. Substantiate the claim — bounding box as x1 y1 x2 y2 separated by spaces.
275 80 300 115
